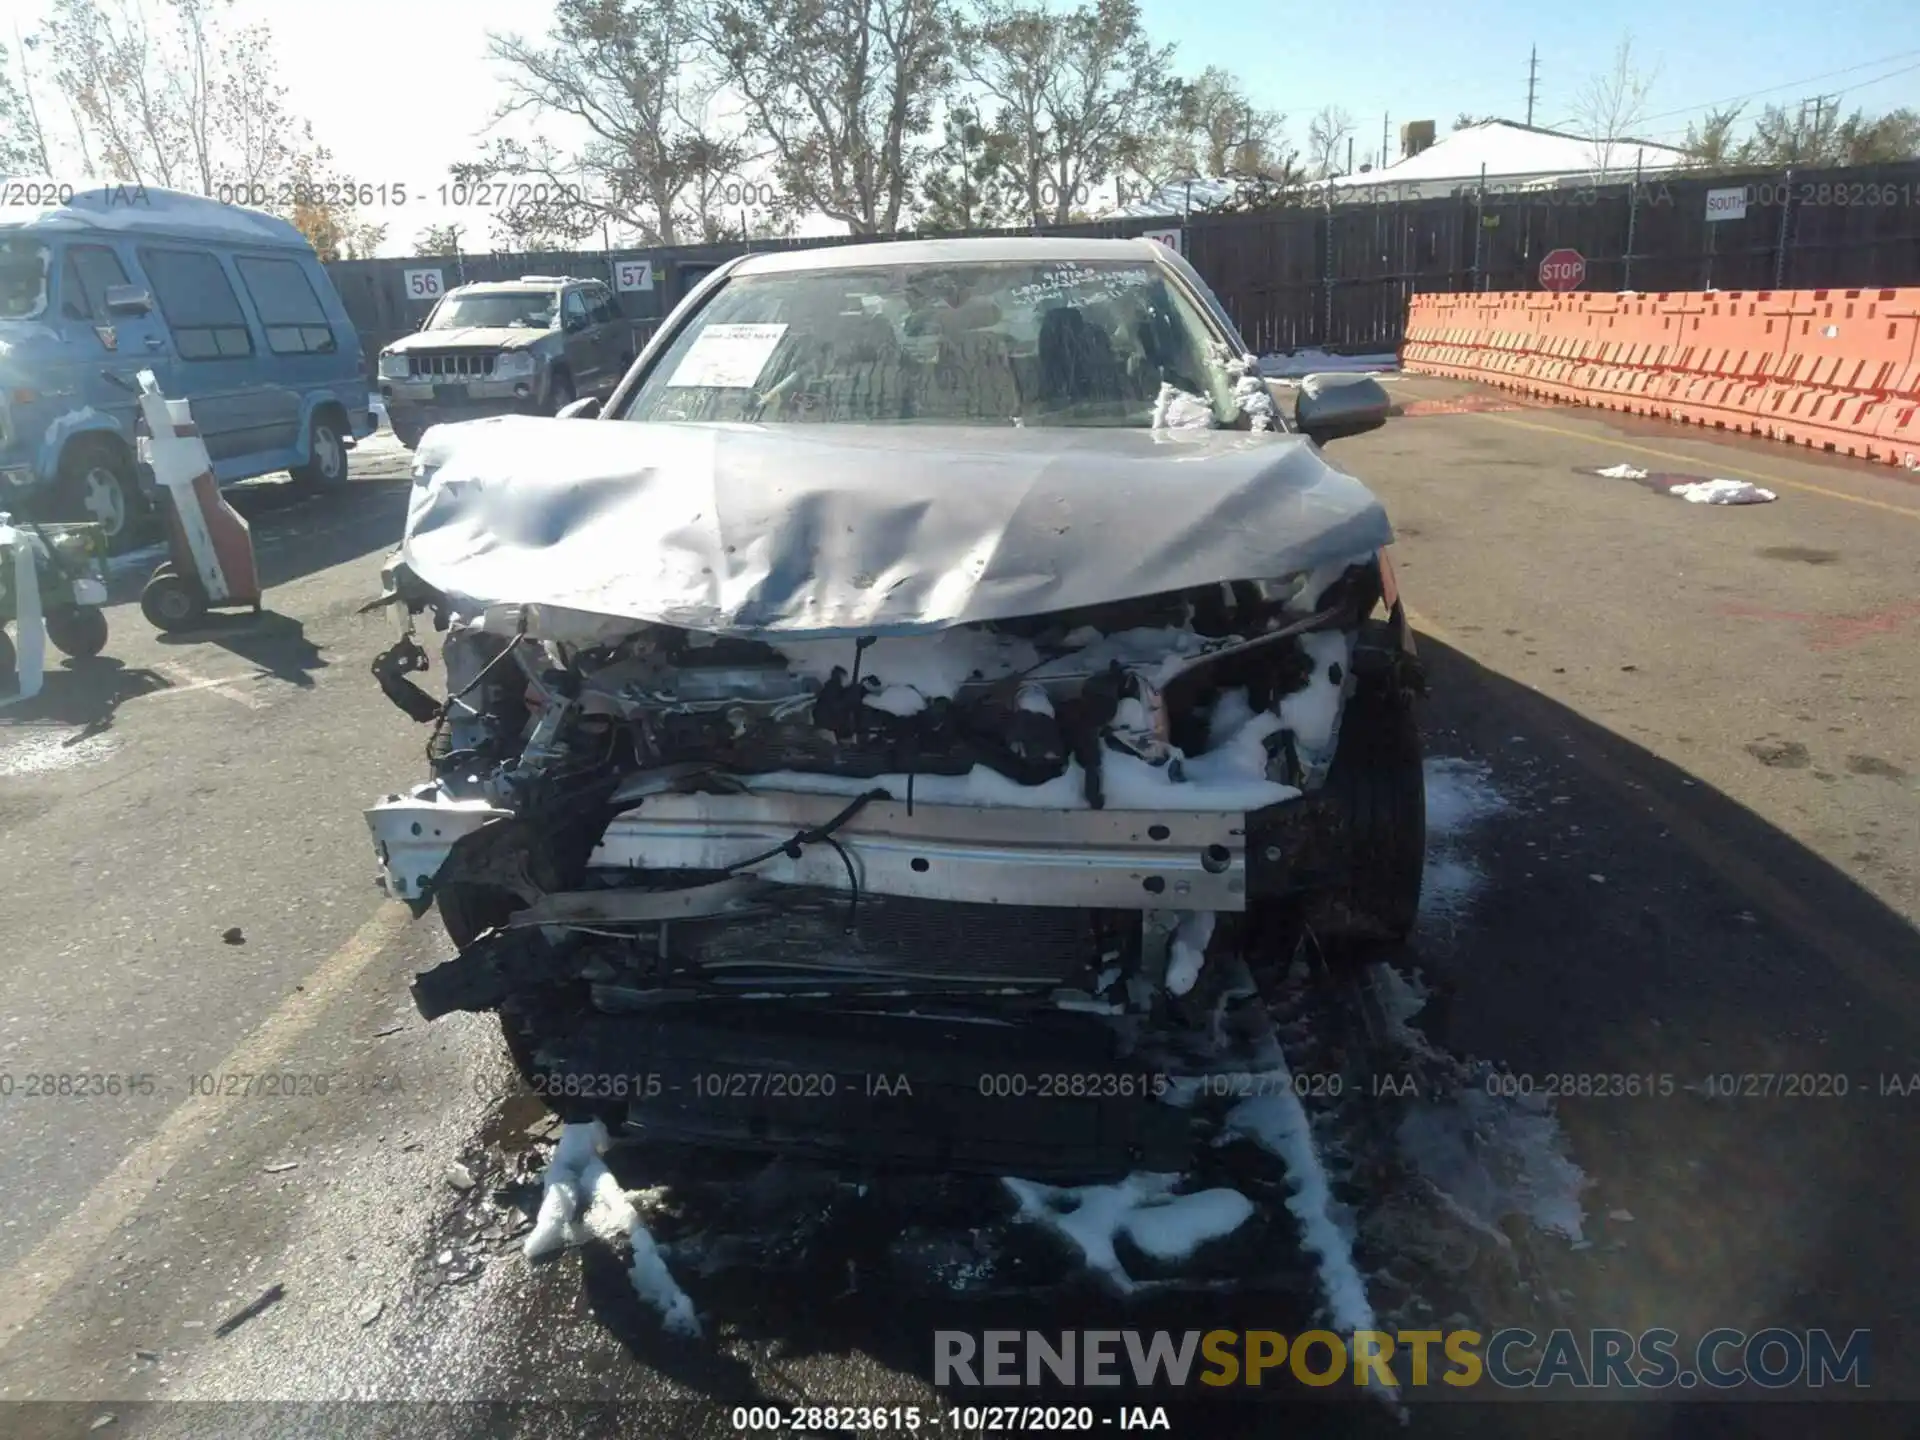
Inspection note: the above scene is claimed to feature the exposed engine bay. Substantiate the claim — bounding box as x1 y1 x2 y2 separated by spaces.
367 549 1423 1175
362 403 1427 1176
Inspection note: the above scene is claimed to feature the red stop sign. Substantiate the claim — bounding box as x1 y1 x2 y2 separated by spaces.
1539 248 1586 292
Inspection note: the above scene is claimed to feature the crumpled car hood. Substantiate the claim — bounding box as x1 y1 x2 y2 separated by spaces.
401 415 1394 638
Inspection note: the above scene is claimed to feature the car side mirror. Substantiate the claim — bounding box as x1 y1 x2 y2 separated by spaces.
556 396 601 420
564 314 586 333
104 285 153 316
1293 373 1391 445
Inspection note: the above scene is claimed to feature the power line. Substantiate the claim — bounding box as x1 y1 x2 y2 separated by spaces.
1629 50 1920 131
1626 59 1920 145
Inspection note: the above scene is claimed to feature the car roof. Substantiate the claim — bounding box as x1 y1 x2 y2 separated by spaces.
0 186 314 252
729 236 1171 276
447 277 591 294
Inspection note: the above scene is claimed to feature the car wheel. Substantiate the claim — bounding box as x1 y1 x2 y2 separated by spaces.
391 419 424 450
44 605 109 659
0 626 15 687
547 369 575 415
55 443 142 554
1317 683 1426 946
293 413 349 489
140 571 208 632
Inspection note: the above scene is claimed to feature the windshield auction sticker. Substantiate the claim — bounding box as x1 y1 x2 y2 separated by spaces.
667 322 789 388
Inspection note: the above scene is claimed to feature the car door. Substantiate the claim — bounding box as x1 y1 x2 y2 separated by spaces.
134 245 268 471
232 251 340 457
599 288 638 382
583 283 625 390
54 241 178 433
559 288 598 390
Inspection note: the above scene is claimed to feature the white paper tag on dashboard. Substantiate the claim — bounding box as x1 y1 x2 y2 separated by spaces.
666 323 789 388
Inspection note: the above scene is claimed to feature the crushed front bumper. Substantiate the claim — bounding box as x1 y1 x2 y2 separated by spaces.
368 780 1348 914
592 790 1253 911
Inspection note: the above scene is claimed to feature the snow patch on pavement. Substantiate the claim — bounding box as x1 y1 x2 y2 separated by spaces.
1259 351 1399 382
1366 962 1592 1246
524 1120 701 1336
0 726 119 775
1583 463 1777 505
1668 477 1776 505
107 540 170 576
1002 1173 1254 1290
1419 757 1511 930
1397 1090 1590 1244
1226 1088 1383 1348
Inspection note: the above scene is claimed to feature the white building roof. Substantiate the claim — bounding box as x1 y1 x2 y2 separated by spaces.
1331 120 1694 199
1104 177 1240 220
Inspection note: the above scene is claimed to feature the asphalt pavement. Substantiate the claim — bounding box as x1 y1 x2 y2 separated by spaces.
0 394 1916 1439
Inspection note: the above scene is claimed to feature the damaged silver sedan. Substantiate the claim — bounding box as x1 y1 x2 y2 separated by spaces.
365 238 1425 1179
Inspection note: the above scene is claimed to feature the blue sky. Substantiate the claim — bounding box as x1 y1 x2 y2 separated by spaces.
12 0 1920 252
1144 0 1920 161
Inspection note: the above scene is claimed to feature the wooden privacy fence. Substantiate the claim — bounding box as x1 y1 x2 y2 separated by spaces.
1402 287 1920 467
327 158 1920 376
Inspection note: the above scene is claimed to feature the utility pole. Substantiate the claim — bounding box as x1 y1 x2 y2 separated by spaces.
1525 45 1539 127
1381 112 1390 170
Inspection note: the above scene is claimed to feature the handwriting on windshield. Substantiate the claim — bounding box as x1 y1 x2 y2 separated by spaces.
1009 265 1155 307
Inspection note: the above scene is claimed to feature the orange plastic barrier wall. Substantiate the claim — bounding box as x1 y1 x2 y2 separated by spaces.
1401 288 1920 468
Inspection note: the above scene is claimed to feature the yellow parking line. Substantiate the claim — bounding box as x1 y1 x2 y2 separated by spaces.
0 903 413 1358
1471 411 1920 522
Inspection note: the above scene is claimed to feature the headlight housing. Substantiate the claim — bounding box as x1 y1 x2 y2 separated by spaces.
494 351 536 380
377 353 411 380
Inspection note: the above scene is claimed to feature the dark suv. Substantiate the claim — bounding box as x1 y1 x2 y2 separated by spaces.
375 276 634 448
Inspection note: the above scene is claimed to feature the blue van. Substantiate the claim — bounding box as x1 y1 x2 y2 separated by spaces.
0 185 374 550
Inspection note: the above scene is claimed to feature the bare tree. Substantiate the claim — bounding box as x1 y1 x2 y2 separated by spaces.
1305 104 1354 179
35 0 373 238
1682 103 1744 170
289 151 387 259
0 37 56 173
1116 65 1291 204
1834 106 1920 164
1737 99 1920 167
415 223 465 255
917 100 1019 230
1573 34 1660 179
483 0 757 246
706 0 953 235
959 0 1179 225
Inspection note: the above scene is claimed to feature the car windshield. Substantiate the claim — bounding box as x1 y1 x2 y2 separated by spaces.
618 260 1246 427
0 235 51 320
426 291 556 331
